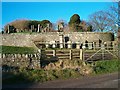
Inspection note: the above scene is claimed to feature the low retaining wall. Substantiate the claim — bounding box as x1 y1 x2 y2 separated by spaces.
1 53 41 70
1 32 114 48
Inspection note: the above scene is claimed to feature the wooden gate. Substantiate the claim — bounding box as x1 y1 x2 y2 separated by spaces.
84 44 119 62
41 49 83 61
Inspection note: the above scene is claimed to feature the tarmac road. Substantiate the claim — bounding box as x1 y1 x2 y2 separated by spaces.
2 72 119 89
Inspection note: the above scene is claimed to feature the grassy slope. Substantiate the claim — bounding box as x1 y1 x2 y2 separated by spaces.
3 59 120 84
3 69 81 84
2 45 120 84
0 45 37 54
93 59 120 74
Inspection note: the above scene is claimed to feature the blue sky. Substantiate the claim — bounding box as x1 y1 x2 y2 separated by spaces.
2 0 116 2
2 2 115 29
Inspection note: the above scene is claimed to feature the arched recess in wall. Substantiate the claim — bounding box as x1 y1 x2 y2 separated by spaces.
85 40 88 48
64 36 69 48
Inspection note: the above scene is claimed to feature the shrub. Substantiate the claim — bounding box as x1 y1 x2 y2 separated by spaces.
94 60 120 74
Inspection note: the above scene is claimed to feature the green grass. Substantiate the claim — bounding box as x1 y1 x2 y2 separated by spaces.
3 59 120 84
0 45 37 54
3 69 81 84
93 59 120 74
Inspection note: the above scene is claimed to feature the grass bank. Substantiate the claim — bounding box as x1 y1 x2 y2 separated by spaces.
3 59 120 84
93 59 120 75
3 69 81 84
0 45 37 54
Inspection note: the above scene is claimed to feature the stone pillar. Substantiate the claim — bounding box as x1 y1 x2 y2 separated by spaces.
52 43 56 48
37 24 40 32
8 25 10 33
46 43 49 48
67 41 71 49
33 25 34 30
88 43 93 49
59 34 64 48
82 43 86 49
0 54 1 59
31 25 33 32
47 23 50 31
2 54 5 58
25 54 28 58
104 42 107 50
76 42 80 49
30 25 34 32
51 41 56 48
38 49 41 54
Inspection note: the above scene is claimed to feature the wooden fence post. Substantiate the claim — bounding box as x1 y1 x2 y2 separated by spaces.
53 50 56 56
93 42 94 50
69 50 72 60
80 49 83 60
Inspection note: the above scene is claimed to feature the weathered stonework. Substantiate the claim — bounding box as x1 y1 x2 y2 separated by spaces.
1 53 41 70
44 59 93 75
0 32 114 48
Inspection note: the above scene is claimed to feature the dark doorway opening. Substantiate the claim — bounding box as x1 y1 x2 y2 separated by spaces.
72 43 76 48
64 36 69 48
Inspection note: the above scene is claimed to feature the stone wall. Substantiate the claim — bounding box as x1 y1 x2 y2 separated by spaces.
66 32 114 43
0 34 35 47
1 53 41 70
0 32 114 48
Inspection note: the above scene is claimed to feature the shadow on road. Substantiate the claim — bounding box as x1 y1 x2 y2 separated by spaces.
2 72 119 89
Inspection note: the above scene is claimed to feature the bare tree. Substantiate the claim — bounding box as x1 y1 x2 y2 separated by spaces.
106 2 118 34
89 11 114 32
89 2 118 34
118 28 120 43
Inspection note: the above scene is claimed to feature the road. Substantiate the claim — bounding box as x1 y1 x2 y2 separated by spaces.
2 72 119 89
